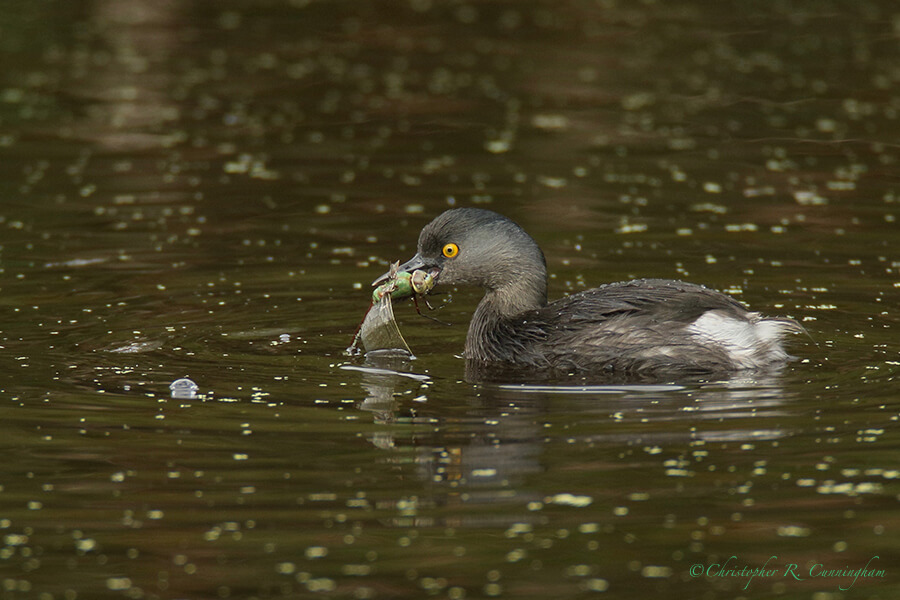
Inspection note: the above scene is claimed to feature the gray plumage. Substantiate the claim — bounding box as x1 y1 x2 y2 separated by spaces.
379 208 802 378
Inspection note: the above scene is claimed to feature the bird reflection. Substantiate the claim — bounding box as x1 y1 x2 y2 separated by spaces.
348 351 427 425
350 353 796 452
346 353 544 513
346 353 796 527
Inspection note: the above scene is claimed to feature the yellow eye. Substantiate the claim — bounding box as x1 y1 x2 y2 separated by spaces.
442 243 459 258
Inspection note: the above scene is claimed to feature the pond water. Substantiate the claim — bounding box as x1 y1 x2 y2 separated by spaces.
1 1 898 599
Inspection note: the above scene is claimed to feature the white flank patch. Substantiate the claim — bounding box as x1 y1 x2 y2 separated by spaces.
688 310 790 368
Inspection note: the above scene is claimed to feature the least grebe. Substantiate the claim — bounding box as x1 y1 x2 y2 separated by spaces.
375 208 800 377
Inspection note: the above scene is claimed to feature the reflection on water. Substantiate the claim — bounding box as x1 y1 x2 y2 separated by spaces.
346 352 429 425
1 0 898 598
64 0 184 152
352 354 545 502
346 356 802 528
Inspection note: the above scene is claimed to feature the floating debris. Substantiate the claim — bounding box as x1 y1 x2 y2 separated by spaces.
107 341 163 354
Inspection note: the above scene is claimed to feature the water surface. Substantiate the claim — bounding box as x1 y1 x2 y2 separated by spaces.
1 1 898 599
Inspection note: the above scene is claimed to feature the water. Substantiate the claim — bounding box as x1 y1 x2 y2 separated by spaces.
1 1 898 598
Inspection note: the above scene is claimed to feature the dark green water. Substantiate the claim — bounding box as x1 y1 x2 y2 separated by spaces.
1 1 898 599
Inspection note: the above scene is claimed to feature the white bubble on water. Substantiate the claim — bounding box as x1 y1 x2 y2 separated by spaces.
169 378 199 399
